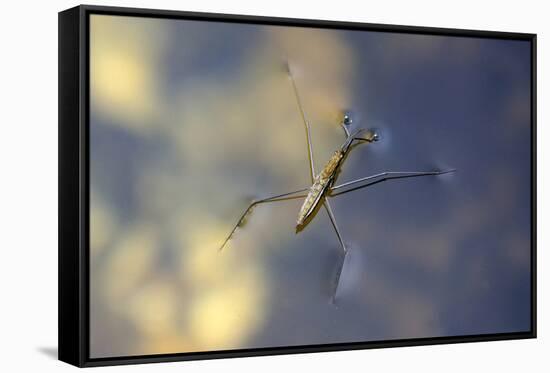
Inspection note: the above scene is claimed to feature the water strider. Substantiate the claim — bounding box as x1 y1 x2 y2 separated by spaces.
218 63 455 303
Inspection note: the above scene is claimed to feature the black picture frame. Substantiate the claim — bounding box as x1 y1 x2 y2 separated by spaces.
58 4 537 367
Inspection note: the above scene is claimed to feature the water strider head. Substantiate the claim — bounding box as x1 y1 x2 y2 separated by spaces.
340 113 379 151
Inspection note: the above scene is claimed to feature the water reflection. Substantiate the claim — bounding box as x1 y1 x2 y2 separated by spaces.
89 14 532 357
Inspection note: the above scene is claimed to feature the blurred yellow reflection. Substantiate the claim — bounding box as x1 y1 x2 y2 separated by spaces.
89 200 117 257
90 14 355 357
90 15 168 133
103 224 157 302
188 267 265 349
127 279 178 338
179 221 267 350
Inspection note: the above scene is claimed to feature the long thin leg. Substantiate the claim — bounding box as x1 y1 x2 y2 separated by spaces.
219 187 309 251
305 122 316 182
285 62 316 182
323 200 348 304
330 169 456 195
324 200 347 254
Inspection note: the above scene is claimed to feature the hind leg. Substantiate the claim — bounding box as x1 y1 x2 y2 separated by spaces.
323 199 348 304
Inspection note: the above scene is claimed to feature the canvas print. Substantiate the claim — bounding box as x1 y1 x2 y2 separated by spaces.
88 14 532 358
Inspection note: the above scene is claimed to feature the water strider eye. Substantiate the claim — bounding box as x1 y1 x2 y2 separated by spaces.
343 114 352 126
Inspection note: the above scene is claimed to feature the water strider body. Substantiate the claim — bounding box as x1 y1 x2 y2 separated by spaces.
296 128 377 227
218 63 455 303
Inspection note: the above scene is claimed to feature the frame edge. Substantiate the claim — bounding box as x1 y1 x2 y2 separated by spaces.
58 5 85 368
